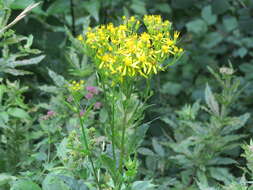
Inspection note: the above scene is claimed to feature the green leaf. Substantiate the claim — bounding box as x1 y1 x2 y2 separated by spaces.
205 84 219 115
201 32 223 48
7 107 30 120
223 17 238 32
4 68 32 76
171 0 195 9
208 157 237 166
0 84 6 103
11 179 41 190
57 138 70 163
233 47 248 58
0 112 9 125
161 82 182 95
0 173 16 186
82 0 100 22
130 0 147 15
56 175 88 190
154 3 172 14
47 0 69 15
48 69 66 87
209 167 234 184
42 173 70 190
100 154 118 182
10 0 34 9
10 0 44 14
7 55 45 68
212 0 230 15
239 63 253 80
152 138 165 157
128 124 150 153
186 19 208 34
222 113 250 134
132 180 156 190
138 148 155 156
39 85 59 94
201 6 217 25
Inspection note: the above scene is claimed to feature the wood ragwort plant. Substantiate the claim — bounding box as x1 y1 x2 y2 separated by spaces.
157 66 250 189
64 15 184 190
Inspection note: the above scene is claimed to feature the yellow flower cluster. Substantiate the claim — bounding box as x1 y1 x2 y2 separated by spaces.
82 15 183 80
68 80 84 91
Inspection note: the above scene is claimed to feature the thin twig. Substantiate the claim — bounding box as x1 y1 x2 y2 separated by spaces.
0 2 41 34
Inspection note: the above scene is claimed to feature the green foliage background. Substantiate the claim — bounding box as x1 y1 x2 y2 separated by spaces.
1 0 253 189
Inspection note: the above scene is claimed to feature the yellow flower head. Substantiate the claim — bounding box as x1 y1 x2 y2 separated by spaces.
68 80 84 91
84 15 184 82
77 35 83 41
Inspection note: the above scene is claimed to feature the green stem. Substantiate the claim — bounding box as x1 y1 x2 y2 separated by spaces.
100 75 117 162
119 110 127 174
73 97 101 190
118 79 133 188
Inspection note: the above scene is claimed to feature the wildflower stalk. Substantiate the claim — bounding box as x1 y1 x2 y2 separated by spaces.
72 97 101 190
79 14 184 189
118 80 133 188
99 75 117 162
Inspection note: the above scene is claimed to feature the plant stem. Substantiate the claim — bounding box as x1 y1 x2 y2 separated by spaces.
100 76 116 162
118 80 133 188
73 98 101 190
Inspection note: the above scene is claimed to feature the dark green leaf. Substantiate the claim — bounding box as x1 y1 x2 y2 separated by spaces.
201 6 217 25
223 17 238 32
186 19 208 34
7 107 30 120
152 138 165 157
82 0 100 22
205 84 219 115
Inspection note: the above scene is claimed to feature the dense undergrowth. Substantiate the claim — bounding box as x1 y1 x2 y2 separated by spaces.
1 0 253 190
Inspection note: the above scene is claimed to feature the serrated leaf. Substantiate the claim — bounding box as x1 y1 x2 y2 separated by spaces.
222 113 250 134
221 134 247 145
7 55 45 68
205 84 219 116
4 68 32 76
48 69 66 87
208 157 237 166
